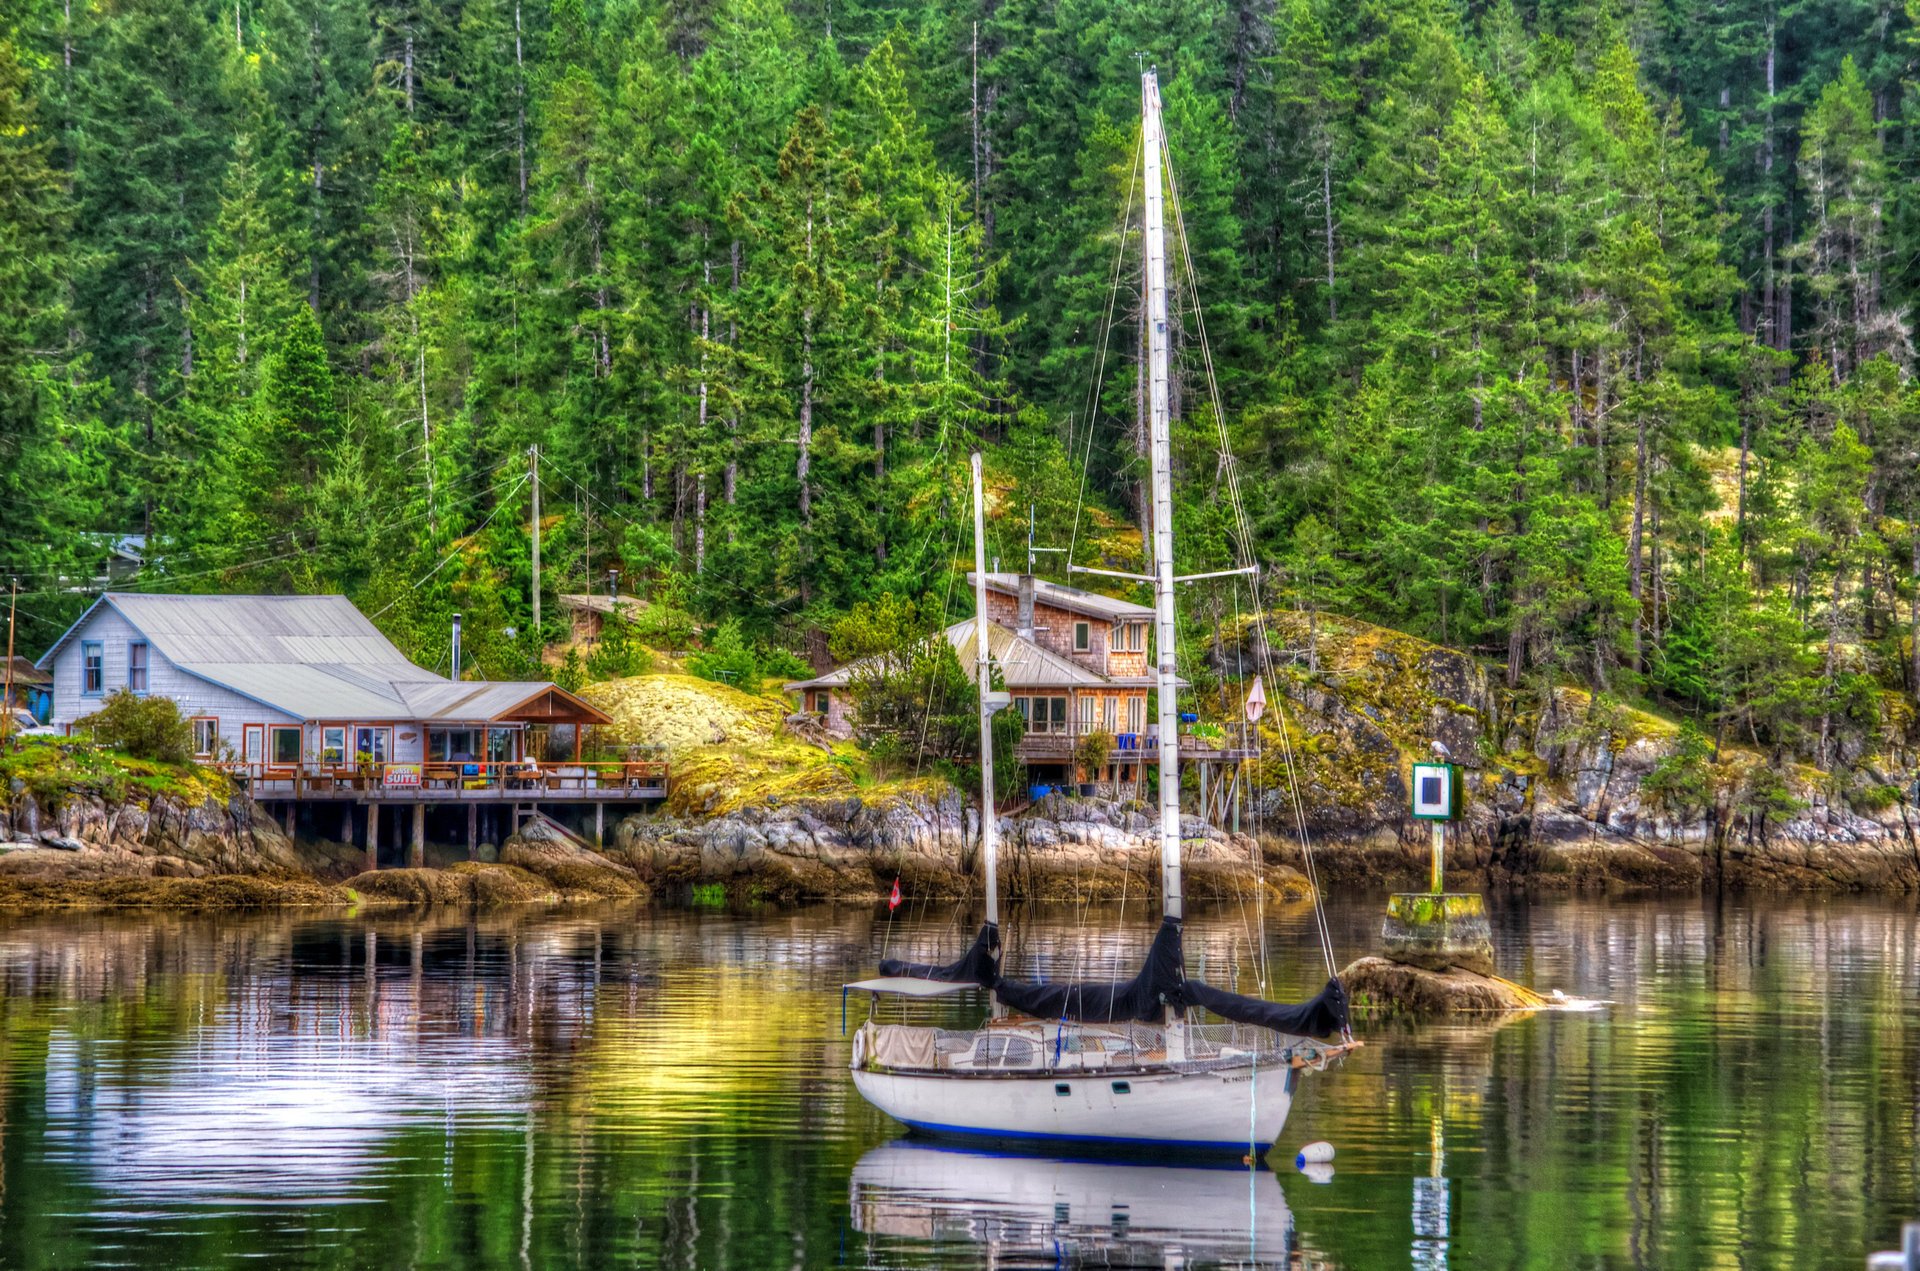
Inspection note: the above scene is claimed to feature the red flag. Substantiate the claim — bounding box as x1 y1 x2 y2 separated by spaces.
888 877 902 911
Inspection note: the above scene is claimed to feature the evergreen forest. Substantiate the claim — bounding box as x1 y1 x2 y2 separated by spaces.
5 0 1920 781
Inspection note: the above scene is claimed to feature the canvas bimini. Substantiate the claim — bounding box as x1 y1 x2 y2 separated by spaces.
844 69 1356 1156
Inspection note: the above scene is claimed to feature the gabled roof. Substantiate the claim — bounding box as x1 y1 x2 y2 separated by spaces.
967 573 1154 622
786 618 1111 693
37 593 608 724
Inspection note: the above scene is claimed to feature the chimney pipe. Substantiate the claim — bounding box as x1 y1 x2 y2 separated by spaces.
1017 573 1035 640
607 568 620 599
450 612 462 680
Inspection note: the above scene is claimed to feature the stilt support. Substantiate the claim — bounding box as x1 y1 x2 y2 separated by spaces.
595 802 604 848
366 803 379 873
467 803 478 861
411 803 426 869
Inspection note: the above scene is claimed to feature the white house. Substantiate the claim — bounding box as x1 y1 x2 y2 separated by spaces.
35 593 608 771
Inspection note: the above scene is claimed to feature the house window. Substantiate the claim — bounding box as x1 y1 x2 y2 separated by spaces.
127 641 149 693
1110 621 1123 649
1079 695 1096 733
354 727 390 763
429 728 478 761
190 717 218 758
320 727 347 764
1049 697 1067 733
1102 697 1117 733
81 642 104 696
487 728 516 762
270 726 302 766
1126 696 1144 734
1073 622 1090 652
1012 696 1030 728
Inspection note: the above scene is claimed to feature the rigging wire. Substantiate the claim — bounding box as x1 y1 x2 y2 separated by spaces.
1159 123 1342 991
1065 132 1144 573
366 472 532 620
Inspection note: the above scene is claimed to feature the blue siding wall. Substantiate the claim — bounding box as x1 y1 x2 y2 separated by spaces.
49 604 298 741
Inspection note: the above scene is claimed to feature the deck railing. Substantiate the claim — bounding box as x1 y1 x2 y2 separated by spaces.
219 759 669 799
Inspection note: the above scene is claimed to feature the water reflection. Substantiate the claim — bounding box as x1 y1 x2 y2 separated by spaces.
851 1140 1304 1267
0 895 1911 1268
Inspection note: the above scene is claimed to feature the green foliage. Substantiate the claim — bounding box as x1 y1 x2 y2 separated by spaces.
73 691 195 766
1642 725 1717 824
8 0 1920 780
687 619 763 690
585 603 653 681
554 647 587 694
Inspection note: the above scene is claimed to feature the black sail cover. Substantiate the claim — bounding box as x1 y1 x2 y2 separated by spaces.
878 921 1000 988
880 916 1350 1041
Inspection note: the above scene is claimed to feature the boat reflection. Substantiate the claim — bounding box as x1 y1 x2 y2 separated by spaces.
851 1138 1314 1267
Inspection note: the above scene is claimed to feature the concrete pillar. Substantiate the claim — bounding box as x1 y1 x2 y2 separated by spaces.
467 803 478 861
594 802 604 848
411 803 426 869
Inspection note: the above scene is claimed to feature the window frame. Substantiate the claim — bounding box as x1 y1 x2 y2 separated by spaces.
81 641 104 696
268 725 302 767
1126 696 1144 734
127 640 149 694
1079 695 1096 733
320 726 347 764
1073 621 1091 652
190 716 219 759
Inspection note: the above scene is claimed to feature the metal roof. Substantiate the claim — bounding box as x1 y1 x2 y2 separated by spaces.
558 593 647 615
37 593 606 724
786 619 1111 693
967 573 1154 621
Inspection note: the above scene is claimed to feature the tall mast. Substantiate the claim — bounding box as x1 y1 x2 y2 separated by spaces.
1142 70 1182 922
971 452 1000 927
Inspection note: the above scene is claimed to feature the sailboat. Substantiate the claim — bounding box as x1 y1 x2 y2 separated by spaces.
846 68 1354 1155
850 1139 1301 1264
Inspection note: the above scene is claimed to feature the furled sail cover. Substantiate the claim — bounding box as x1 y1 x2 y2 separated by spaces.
878 922 999 988
1184 975 1350 1040
992 915 1189 1024
993 916 1351 1040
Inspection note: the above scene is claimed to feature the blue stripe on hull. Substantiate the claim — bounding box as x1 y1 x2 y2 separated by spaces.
899 1118 1265 1155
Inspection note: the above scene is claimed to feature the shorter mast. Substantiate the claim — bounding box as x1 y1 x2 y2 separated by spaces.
971 452 1000 928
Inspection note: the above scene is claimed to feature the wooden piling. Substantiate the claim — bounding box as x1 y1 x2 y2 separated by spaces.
365 803 379 873
467 803 478 861
410 803 425 869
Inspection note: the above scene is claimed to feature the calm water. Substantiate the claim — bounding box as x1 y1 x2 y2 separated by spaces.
0 892 1914 1269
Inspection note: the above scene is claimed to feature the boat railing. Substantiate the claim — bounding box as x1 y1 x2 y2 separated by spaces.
861 1018 1330 1076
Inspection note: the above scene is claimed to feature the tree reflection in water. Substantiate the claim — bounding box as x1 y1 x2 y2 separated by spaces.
0 894 1910 1269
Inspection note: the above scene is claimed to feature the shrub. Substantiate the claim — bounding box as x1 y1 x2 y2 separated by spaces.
75 690 194 765
687 619 761 689
586 602 653 681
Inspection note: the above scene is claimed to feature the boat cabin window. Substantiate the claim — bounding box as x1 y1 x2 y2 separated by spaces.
980 1035 1035 1067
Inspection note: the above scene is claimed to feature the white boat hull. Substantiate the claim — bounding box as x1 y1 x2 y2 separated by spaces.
852 1060 1296 1153
851 1139 1298 1262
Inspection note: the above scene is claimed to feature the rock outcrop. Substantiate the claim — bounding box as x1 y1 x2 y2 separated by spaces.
616 788 1309 904
0 788 310 881
1236 612 1920 892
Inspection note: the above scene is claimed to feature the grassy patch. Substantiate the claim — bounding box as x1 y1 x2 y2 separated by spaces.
0 737 229 813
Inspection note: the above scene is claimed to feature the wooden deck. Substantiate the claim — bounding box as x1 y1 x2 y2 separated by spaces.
1012 734 1257 764
223 760 669 803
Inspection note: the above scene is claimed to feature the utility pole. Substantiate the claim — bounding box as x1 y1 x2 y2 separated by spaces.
529 445 541 640
2 580 14 746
